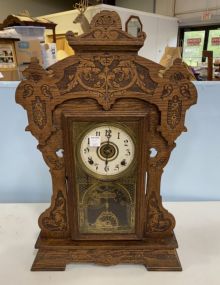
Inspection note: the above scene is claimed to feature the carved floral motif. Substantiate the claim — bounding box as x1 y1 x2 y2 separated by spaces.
135 63 158 91
69 248 178 266
167 95 182 129
15 10 197 244
42 191 67 231
161 84 173 99
93 12 121 29
56 56 157 110
41 84 53 99
169 71 185 83
180 83 191 99
32 96 47 129
146 192 171 233
23 84 34 98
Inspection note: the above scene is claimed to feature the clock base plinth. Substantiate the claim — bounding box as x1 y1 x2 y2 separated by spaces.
31 233 182 271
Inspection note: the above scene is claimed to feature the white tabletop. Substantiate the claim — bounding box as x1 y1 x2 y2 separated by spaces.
0 202 220 285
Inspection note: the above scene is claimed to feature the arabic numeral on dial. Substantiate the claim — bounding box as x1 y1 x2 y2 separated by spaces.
94 163 99 170
105 129 112 138
104 165 109 172
114 164 120 171
121 159 127 166
84 147 89 154
125 149 131 156
88 157 94 165
124 139 128 146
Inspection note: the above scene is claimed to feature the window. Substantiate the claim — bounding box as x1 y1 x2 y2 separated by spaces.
207 29 220 60
179 25 220 66
182 30 205 66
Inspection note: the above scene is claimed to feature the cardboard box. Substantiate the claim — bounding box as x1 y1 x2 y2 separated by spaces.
159 47 182 68
0 69 20 81
15 39 42 65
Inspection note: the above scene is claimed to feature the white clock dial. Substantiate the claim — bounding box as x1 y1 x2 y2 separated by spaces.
79 124 135 178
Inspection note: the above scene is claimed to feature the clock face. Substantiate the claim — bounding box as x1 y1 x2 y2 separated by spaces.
79 124 135 179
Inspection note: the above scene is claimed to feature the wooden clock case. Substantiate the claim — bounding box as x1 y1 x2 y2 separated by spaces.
15 10 197 271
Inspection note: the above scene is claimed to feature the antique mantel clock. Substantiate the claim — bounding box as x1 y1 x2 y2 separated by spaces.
15 10 197 271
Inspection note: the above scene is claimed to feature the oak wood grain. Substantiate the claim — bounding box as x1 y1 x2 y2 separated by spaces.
15 10 197 271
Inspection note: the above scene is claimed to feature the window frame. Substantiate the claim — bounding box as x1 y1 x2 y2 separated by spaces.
178 25 220 62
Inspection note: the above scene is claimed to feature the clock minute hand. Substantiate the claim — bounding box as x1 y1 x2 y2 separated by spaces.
104 129 111 172
104 158 109 172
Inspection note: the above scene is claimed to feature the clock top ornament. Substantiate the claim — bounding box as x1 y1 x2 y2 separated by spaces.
66 10 146 52
15 10 197 271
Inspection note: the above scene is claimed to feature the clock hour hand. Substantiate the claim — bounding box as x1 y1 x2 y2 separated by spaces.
104 147 109 172
104 157 109 172
104 128 111 172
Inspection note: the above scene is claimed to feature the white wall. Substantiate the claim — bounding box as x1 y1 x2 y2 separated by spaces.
38 6 100 36
116 0 154 13
175 0 220 26
175 0 220 15
155 0 175 17
0 0 74 22
40 4 178 63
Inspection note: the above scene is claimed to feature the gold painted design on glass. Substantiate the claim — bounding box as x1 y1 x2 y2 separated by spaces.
78 182 135 234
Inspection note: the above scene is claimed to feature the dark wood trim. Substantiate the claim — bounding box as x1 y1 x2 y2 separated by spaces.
32 232 182 271
203 50 213 80
178 24 220 61
63 111 148 241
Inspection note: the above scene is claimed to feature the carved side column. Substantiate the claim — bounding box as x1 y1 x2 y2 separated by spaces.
15 59 70 238
37 129 70 238
145 167 175 237
144 110 176 237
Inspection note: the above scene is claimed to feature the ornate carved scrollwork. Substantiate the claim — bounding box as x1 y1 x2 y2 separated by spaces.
41 84 53 99
180 83 191 99
32 96 47 130
42 191 67 231
146 192 173 233
23 84 34 98
16 58 61 145
161 84 173 99
55 55 158 110
167 95 182 129
92 10 122 30
15 10 197 242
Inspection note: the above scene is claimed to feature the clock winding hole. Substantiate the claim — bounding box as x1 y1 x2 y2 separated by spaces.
149 147 158 158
